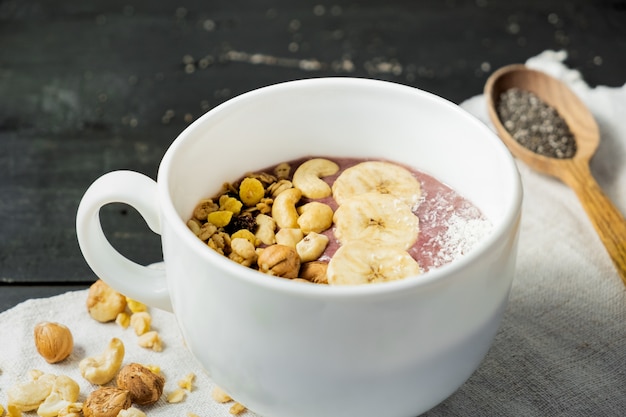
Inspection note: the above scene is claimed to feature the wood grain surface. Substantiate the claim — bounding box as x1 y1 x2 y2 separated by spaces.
1 0 626 292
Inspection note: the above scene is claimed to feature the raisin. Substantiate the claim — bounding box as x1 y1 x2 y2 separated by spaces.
225 212 257 235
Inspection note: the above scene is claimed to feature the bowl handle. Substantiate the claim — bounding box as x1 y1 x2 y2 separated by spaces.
76 171 172 312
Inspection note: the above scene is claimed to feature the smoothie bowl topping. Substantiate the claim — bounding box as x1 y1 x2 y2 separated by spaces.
187 156 492 285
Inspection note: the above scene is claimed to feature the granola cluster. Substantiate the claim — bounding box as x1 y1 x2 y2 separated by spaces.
187 159 335 284
187 163 289 254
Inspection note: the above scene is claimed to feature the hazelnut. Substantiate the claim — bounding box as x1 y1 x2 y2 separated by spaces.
83 387 131 417
257 244 301 278
116 363 165 405
34 322 74 363
299 261 329 284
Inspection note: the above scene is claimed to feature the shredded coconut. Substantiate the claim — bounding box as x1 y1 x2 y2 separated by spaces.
431 214 493 268
413 181 493 272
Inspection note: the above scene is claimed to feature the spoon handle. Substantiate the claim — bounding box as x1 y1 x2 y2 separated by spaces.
560 159 626 286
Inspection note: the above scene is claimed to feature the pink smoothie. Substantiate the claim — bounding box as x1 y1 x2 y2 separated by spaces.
289 157 492 273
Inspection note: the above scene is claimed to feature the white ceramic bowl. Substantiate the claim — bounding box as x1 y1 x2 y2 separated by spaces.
77 78 522 417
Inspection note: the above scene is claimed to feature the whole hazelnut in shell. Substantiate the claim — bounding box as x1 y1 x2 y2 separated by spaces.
116 363 165 405
257 244 301 278
84 387 131 417
34 321 74 363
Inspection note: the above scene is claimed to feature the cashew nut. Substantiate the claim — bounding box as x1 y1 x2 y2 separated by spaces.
296 202 334 234
50 376 80 403
86 280 127 323
37 392 66 417
296 232 330 263
275 227 304 248
79 338 125 385
7 372 81 417
7 372 56 411
137 331 163 352
292 158 339 199
271 187 301 229
57 402 83 417
255 213 277 245
37 391 82 417
130 312 151 336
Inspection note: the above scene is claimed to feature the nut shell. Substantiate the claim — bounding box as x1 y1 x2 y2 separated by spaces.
83 387 131 417
116 363 165 405
34 322 74 363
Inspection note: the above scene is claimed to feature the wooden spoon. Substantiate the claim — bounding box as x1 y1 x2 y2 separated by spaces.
484 64 626 286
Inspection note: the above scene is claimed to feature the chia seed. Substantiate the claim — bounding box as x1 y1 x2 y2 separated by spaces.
496 88 577 158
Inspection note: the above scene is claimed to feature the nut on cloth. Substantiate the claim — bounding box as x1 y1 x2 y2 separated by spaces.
0 289 246 417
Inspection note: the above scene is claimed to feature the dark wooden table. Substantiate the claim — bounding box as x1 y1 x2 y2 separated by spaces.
1 0 625 306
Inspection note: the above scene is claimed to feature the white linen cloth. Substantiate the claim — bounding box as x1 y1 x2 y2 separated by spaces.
1 50 624 416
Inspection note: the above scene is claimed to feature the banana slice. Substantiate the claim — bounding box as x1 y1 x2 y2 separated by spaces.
327 241 421 285
332 161 422 208
333 193 419 250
